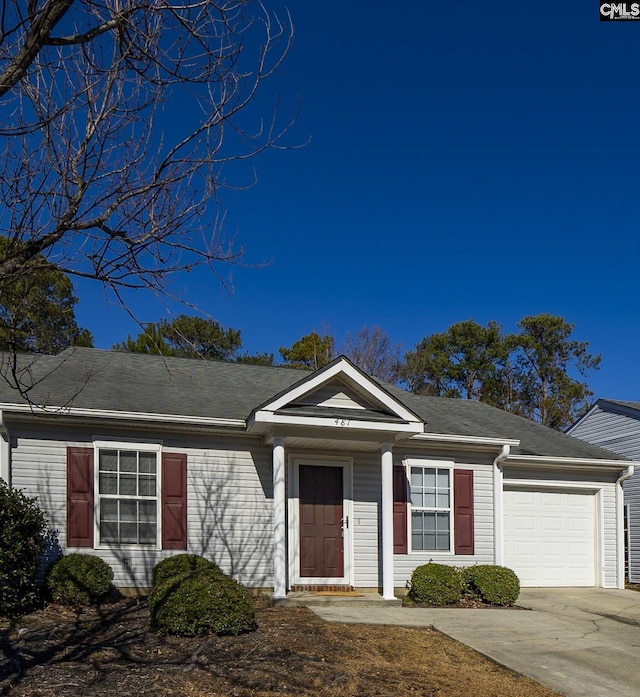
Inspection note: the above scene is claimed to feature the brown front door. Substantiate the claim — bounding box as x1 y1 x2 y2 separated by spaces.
299 465 344 578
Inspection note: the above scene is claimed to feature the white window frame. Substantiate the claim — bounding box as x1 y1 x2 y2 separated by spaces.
406 458 454 554
93 441 162 549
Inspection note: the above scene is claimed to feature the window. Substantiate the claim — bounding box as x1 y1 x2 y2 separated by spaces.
97 448 158 545
410 465 451 552
67 446 187 550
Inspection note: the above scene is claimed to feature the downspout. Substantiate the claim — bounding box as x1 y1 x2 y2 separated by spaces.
616 465 634 590
0 410 9 486
493 444 510 566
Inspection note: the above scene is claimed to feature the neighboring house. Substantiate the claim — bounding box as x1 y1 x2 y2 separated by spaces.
567 399 640 582
0 348 634 596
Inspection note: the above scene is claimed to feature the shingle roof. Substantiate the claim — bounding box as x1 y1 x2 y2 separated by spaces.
0 347 310 420
387 387 620 459
0 347 625 461
600 399 640 413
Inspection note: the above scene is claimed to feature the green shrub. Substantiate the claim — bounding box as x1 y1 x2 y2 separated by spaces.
407 562 463 606
47 553 114 606
150 568 257 636
151 553 223 588
461 565 520 606
0 480 47 616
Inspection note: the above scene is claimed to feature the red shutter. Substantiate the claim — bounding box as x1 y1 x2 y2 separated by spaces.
454 469 474 555
67 447 94 548
393 465 408 554
162 452 187 550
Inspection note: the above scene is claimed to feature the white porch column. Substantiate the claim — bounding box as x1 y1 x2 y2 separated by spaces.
381 442 396 600
272 437 287 599
0 412 9 485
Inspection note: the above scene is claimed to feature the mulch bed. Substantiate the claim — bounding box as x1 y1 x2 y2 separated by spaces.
1 596 560 697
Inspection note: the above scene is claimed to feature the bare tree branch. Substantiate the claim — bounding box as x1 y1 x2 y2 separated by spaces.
0 0 74 97
0 0 297 308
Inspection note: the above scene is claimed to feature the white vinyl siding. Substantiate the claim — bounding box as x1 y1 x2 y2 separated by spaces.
569 405 640 459
292 381 372 410
393 452 495 588
186 437 274 587
626 476 640 583
8 419 625 593
9 425 274 589
603 483 618 587
339 451 379 589
569 404 640 583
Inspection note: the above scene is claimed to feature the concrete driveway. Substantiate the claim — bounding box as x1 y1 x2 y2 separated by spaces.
311 588 640 697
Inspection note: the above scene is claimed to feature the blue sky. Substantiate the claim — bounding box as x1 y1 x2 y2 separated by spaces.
75 1 640 401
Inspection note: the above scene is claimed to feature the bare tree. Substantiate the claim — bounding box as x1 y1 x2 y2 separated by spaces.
340 326 401 382
0 0 295 308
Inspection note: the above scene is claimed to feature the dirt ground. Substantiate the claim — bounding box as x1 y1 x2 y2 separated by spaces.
0 597 561 697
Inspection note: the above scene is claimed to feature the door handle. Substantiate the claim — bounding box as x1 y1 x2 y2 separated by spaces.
341 516 349 537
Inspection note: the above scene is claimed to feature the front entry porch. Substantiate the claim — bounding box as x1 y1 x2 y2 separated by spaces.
270 437 398 600
272 590 402 607
245 357 428 600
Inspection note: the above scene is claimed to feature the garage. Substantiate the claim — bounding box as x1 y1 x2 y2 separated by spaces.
503 487 597 587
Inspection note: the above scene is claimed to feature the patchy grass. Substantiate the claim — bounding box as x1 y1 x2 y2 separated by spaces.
1 597 561 697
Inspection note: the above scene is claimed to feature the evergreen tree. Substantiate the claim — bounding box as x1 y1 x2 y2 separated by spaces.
0 237 93 354
398 320 507 400
507 314 601 429
114 315 242 361
279 331 335 370
399 314 599 430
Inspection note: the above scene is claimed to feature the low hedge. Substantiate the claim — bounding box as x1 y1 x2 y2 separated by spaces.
407 562 463 606
407 563 520 607
151 553 222 588
47 553 114 606
461 564 520 606
149 568 257 636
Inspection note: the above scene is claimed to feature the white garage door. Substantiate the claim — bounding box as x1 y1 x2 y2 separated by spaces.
503 488 596 587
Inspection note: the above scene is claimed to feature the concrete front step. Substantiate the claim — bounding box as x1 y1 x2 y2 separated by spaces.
271 591 403 607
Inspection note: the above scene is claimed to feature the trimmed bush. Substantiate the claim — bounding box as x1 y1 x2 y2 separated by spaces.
407 562 463 606
461 565 520 606
151 553 222 588
47 553 114 606
150 568 257 636
0 480 47 616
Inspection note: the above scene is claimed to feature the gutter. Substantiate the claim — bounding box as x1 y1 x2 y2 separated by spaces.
616 465 635 589
493 444 510 566
504 454 631 470
411 433 520 449
0 402 246 431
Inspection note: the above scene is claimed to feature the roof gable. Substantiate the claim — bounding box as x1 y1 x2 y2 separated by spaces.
247 356 424 437
599 399 640 419
291 380 378 411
